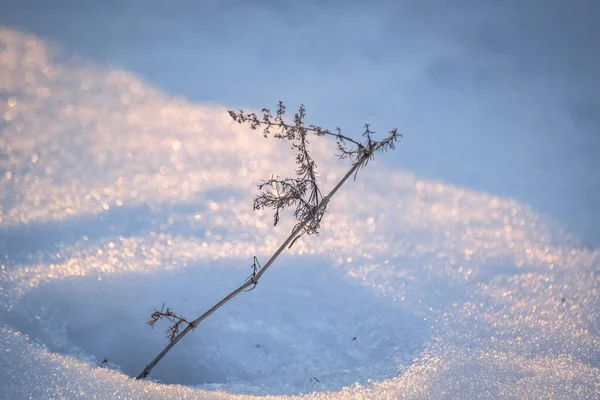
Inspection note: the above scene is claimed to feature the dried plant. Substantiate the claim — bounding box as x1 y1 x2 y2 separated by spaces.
137 102 401 379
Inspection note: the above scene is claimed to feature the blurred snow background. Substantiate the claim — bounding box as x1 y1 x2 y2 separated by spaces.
0 1 599 399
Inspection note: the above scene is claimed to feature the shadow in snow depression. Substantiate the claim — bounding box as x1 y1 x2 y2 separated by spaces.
3 257 428 395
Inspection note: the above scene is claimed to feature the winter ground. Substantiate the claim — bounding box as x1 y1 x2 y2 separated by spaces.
1 2 599 399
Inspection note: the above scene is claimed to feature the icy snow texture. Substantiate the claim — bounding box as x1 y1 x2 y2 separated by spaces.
0 27 599 399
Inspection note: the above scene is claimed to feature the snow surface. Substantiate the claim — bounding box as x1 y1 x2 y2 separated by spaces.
0 26 599 399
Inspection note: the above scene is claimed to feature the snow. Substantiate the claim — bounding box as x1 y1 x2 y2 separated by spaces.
0 20 599 400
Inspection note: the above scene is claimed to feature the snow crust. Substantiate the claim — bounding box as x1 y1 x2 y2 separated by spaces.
0 28 599 399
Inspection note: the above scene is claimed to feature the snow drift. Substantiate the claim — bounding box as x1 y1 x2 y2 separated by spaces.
0 28 598 399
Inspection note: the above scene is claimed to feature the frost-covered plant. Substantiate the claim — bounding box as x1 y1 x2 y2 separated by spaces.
137 102 401 379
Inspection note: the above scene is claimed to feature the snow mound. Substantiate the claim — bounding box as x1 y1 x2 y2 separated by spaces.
1 27 599 399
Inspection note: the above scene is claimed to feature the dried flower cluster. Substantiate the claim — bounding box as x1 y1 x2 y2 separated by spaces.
229 101 401 246
147 304 191 343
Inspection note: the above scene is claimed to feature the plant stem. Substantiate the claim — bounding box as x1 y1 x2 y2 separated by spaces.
137 154 368 380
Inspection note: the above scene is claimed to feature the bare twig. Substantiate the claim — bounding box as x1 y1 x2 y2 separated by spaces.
137 102 400 379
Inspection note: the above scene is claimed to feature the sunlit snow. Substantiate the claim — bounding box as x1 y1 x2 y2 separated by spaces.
0 27 598 399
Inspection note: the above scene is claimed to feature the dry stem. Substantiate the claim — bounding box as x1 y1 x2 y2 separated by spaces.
137 102 400 379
